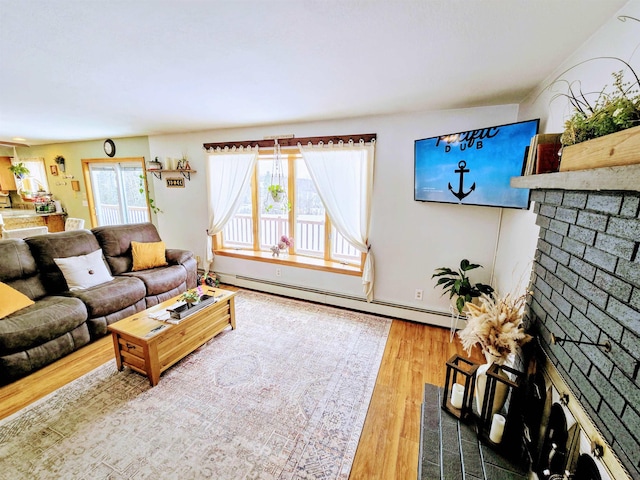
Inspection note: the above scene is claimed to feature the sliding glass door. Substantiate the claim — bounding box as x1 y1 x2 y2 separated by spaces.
86 160 149 226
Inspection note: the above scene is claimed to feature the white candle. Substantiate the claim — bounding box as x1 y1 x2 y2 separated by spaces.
450 383 465 409
489 414 506 443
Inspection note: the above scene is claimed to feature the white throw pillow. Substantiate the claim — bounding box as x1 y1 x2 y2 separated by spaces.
54 249 114 291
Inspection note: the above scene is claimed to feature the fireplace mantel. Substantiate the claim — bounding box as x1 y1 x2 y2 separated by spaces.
511 164 640 192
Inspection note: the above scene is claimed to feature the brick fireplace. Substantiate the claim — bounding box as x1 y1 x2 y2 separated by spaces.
513 165 640 479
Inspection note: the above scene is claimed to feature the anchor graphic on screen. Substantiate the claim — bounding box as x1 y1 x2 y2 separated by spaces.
448 160 476 201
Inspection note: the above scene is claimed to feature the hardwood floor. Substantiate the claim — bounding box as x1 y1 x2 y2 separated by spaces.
0 292 481 478
350 318 482 479
0 335 114 420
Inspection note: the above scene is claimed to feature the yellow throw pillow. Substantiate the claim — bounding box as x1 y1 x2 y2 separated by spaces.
131 241 168 271
0 282 35 319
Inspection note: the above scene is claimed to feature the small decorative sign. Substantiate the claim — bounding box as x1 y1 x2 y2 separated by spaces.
166 177 185 188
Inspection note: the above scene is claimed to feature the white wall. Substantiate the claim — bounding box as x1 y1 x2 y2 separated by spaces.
147 0 638 323
520 1 640 134
494 0 640 300
149 104 527 323
492 206 539 297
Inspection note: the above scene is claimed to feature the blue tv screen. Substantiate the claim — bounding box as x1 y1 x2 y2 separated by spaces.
414 119 539 209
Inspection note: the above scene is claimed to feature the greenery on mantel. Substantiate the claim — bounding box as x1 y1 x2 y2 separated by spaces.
542 16 640 147
558 66 640 146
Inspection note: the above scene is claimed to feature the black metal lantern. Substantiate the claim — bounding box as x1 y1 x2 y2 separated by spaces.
478 362 524 445
442 354 478 420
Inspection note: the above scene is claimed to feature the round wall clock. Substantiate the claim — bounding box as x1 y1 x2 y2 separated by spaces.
104 139 116 157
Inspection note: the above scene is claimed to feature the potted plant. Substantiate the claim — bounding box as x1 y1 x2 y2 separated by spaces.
268 184 286 202
560 69 640 145
9 163 30 179
54 155 66 172
180 287 202 306
547 59 640 171
432 259 494 313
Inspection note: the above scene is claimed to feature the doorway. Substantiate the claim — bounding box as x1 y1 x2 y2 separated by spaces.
82 157 150 227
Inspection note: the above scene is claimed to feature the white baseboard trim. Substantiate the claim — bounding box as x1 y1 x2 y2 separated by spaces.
217 272 465 330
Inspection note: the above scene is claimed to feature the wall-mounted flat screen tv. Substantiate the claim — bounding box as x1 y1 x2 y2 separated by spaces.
414 119 539 209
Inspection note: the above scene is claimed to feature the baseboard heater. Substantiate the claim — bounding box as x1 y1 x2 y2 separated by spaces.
221 273 458 328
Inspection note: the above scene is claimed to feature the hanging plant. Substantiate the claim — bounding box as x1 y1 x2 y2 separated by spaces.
268 184 286 202
138 174 162 214
263 139 289 213
54 155 66 172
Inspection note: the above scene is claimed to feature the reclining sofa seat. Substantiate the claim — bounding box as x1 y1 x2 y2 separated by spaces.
25 230 148 339
0 223 198 385
0 239 90 384
92 222 197 308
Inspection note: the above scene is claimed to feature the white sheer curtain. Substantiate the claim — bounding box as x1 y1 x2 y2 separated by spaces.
205 148 258 272
298 141 376 301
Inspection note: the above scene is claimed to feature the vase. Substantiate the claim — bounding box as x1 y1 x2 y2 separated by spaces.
475 352 510 417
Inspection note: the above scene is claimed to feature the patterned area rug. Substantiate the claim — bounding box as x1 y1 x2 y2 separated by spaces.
0 290 391 480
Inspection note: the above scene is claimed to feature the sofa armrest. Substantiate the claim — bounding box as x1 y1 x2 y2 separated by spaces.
166 249 194 266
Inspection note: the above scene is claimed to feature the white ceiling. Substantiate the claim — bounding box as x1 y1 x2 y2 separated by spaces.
0 0 629 145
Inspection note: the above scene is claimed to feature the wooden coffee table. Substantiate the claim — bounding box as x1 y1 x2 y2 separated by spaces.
107 287 236 386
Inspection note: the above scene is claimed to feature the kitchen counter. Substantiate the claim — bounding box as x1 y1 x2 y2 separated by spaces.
1 208 67 233
0 208 62 217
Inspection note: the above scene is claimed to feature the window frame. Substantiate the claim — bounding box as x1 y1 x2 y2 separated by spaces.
213 148 364 275
81 157 150 228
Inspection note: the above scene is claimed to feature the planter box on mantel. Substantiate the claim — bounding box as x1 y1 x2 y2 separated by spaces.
559 125 640 172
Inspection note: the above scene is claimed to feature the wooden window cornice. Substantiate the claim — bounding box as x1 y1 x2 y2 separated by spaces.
203 133 376 151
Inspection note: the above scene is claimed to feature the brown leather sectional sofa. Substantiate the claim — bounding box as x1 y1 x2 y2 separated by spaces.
0 223 197 385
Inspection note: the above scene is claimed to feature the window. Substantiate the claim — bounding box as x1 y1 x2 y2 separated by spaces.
220 151 361 266
13 157 49 197
82 158 149 227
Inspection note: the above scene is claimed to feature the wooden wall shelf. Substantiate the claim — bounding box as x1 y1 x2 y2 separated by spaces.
146 169 196 181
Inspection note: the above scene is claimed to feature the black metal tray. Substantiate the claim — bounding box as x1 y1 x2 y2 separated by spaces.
167 294 217 320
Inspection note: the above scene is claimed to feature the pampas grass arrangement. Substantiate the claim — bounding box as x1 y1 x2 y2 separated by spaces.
458 292 533 364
